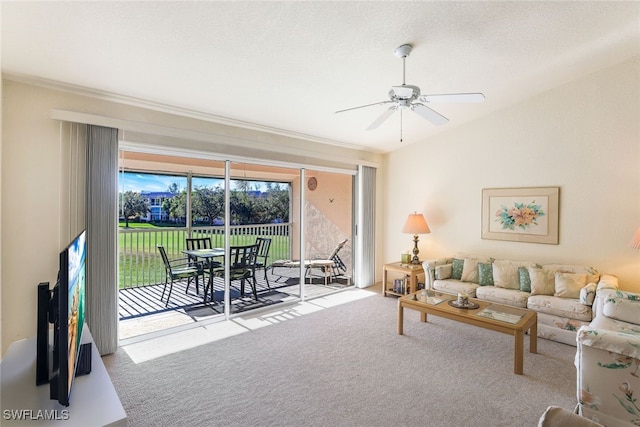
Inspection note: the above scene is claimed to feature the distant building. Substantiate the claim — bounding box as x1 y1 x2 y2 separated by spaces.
140 191 174 221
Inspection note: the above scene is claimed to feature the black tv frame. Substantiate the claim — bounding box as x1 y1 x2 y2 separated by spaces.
35 231 92 407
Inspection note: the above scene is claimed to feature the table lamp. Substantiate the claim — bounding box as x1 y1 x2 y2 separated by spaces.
402 212 431 264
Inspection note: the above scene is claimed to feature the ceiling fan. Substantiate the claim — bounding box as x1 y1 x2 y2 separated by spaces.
335 44 485 132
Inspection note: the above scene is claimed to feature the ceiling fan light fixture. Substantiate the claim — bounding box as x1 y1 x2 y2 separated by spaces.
334 42 484 134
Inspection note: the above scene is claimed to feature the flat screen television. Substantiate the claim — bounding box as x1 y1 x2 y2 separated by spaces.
36 230 91 406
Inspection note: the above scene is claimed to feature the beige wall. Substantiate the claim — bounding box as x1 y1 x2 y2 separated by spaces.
382 57 640 291
305 171 352 238
0 79 381 356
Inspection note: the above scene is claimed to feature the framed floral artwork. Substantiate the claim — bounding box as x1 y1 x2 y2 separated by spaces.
482 187 559 244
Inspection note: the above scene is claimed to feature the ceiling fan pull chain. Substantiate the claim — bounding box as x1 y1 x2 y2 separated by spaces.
400 109 403 142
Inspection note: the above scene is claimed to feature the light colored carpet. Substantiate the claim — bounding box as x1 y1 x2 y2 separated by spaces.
103 289 576 426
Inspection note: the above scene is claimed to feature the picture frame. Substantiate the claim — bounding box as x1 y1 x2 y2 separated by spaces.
481 187 559 244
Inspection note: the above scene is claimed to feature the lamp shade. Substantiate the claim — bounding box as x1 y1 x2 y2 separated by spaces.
631 227 640 250
402 213 430 235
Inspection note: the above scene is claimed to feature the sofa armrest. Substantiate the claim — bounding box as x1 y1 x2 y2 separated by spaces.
593 275 620 316
580 282 597 306
577 324 640 359
422 258 451 290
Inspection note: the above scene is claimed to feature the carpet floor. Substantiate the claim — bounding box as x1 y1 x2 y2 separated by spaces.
103 288 577 426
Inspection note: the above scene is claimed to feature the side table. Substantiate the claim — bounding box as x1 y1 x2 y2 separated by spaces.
382 262 424 297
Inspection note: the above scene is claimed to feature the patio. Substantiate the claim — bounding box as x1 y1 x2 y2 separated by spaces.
119 266 352 340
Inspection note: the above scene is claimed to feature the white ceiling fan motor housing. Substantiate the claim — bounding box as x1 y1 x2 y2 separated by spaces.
393 44 413 58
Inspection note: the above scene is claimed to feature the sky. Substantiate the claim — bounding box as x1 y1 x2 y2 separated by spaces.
118 172 278 193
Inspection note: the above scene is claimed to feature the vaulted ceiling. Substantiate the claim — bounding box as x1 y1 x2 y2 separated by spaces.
2 1 639 153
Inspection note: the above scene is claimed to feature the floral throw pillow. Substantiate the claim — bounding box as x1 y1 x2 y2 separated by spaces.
478 263 494 286
603 297 640 324
451 258 464 280
518 267 531 293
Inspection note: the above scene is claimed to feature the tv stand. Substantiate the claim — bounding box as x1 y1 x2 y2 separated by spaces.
75 342 92 377
1 325 126 426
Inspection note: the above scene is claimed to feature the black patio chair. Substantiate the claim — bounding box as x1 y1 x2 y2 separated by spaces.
185 237 220 294
207 244 259 302
255 237 272 289
158 245 203 307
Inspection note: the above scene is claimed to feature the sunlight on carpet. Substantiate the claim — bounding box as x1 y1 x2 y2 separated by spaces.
122 288 375 363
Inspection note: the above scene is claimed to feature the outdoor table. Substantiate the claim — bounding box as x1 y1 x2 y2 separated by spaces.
182 248 225 302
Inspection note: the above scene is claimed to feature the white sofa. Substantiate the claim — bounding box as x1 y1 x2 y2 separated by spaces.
422 255 617 346
576 285 640 426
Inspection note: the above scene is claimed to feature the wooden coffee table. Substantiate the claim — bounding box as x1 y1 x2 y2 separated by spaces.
397 290 537 374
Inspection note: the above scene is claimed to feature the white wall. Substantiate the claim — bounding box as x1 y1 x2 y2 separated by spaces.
0 79 382 356
382 57 640 291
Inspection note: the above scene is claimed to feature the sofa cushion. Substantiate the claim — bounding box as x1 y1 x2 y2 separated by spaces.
537 313 589 346
518 267 531 292
595 274 619 291
527 295 592 322
537 405 603 427
537 312 590 333
435 264 452 280
603 297 640 325
461 258 480 282
432 279 479 297
554 272 587 298
478 262 494 286
475 286 529 308
542 264 600 284
451 258 464 280
492 260 523 290
529 267 555 296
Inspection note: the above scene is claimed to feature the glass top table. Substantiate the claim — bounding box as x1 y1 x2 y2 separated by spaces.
397 290 537 374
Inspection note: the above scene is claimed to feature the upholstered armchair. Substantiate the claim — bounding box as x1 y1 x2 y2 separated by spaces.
576 286 640 426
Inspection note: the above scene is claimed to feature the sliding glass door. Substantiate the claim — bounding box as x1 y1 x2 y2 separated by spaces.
118 150 356 340
302 169 353 298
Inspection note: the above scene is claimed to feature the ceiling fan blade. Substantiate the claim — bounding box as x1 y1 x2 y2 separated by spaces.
391 86 414 98
335 100 394 114
418 93 485 104
366 107 397 130
412 103 449 126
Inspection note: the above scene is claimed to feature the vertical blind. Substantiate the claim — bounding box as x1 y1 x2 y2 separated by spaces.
86 125 119 355
356 165 376 287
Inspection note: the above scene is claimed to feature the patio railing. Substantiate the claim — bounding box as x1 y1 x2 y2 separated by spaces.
118 223 292 289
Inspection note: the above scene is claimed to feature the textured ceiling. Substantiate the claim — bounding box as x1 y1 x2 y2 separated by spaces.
2 1 639 153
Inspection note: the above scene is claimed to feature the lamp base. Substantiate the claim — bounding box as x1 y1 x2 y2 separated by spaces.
411 234 421 264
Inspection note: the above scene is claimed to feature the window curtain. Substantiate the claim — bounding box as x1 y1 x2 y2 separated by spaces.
86 125 119 355
355 165 376 287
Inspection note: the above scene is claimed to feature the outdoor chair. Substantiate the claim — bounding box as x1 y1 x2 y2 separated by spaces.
207 244 259 302
270 238 348 284
158 245 203 307
185 237 219 294
328 238 348 276
255 237 272 289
